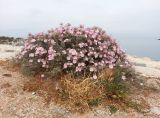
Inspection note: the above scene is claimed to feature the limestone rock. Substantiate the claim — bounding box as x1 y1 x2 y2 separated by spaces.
146 79 160 90
151 107 160 115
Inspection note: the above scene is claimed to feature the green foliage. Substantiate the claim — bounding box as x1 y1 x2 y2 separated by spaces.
58 89 69 100
21 65 35 76
105 81 128 100
108 105 118 114
98 67 129 101
88 98 101 107
17 24 130 79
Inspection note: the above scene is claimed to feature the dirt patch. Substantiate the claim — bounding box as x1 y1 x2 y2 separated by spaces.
0 83 11 89
0 63 160 117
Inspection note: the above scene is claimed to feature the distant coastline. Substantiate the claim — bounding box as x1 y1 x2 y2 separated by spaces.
0 36 25 45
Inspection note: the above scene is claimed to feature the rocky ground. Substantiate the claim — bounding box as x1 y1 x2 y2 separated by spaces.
0 45 22 59
0 44 160 118
0 36 24 45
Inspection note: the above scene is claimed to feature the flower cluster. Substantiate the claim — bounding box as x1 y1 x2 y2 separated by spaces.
17 23 130 78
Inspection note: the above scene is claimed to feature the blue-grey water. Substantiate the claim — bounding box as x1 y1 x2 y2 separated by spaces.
112 33 160 61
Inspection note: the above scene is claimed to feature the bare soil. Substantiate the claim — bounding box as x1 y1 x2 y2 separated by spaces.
0 62 160 118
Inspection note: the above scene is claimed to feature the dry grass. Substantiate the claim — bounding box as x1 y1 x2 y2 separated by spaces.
23 77 59 104
58 74 104 112
98 68 113 81
0 59 21 71
22 68 129 113
56 69 116 112
0 83 12 89
11 60 149 113
0 60 9 66
23 74 103 113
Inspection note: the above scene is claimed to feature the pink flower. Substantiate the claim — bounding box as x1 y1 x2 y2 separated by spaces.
42 60 46 65
29 53 34 57
84 57 88 61
44 39 48 43
78 43 85 48
51 40 56 45
48 47 56 60
31 39 36 43
94 53 98 58
48 55 54 60
73 56 78 60
78 63 85 67
99 46 103 51
48 47 54 54
64 39 70 42
93 74 97 79
41 74 45 78
18 23 130 80
21 50 27 55
92 34 97 38
76 67 82 72
69 49 77 55
29 59 33 63
121 76 126 80
62 50 67 54
94 63 98 66
63 63 68 69
73 60 77 64
35 47 47 55
89 67 95 72
109 64 113 69
67 56 71 60
80 53 84 57
112 46 116 51
37 59 41 63
69 29 74 34
42 64 46 67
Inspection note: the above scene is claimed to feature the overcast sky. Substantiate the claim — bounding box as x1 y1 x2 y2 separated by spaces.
0 0 160 59
0 0 160 38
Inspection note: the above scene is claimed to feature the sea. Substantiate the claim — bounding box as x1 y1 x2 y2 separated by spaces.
114 34 160 61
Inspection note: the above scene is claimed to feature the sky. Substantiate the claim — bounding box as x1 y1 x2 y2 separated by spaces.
0 0 160 59
0 0 160 38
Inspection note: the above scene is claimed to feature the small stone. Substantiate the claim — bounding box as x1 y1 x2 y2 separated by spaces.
140 83 144 86
134 63 146 67
41 74 45 78
121 75 126 80
2 73 12 77
32 92 36 95
151 107 160 115
146 79 160 90
5 50 14 52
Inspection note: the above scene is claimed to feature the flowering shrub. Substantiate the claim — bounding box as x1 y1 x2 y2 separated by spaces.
17 23 130 78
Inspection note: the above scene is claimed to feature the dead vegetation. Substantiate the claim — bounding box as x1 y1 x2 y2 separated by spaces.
0 83 11 89
22 67 150 114
0 59 151 114
0 59 21 72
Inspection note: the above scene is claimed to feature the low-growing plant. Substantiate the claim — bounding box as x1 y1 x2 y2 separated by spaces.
103 80 128 100
58 73 102 112
22 64 148 114
87 98 101 106
108 105 118 114
17 23 146 114
17 23 130 78
97 67 130 101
